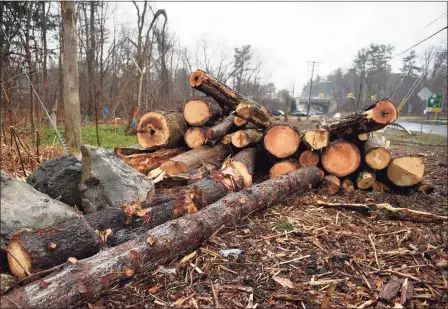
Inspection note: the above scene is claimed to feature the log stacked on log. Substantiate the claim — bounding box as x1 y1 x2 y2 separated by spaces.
1 69 438 306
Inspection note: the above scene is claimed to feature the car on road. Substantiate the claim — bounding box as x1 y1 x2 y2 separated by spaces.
290 111 307 116
272 109 285 116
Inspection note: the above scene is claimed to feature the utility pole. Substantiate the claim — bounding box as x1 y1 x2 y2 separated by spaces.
307 61 319 119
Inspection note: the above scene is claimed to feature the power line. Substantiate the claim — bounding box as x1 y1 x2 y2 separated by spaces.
425 11 447 27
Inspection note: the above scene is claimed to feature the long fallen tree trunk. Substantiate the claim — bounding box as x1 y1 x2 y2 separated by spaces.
0 166 323 308
6 149 256 277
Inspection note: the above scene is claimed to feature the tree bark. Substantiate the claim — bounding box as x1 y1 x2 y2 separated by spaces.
0 167 323 309
61 1 82 150
183 97 222 126
7 208 127 278
120 148 186 175
231 129 263 148
148 144 232 180
326 100 397 141
205 115 235 146
184 127 207 149
269 160 300 178
364 134 391 170
136 111 187 149
264 125 301 158
299 150 319 167
321 141 361 177
387 156 424 187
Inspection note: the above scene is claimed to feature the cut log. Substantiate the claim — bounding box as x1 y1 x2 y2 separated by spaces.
183 97 222 126
321 141 361 177
136 111 187 149
364 134 391 170
114 145 156 158
317 201 447 223
235 101 275 129
327 100 397 141
184 127 207 149
234 116 247 127
264 125 301 158
205 115 235 146
341 179 355 192
387 156 424 187
303 128 330 150
357 170 376 189
299 150 319 167
120 148 186 175
7 208 127 278
148 144 232 181
358 133 369 141
0 167 323 309
323 175 340 195
418 180 434 194
221 134 233 145
161 163 221 186
269 160 300 178
231 129 263 148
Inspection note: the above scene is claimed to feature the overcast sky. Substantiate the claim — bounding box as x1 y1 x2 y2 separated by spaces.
113 1 447 93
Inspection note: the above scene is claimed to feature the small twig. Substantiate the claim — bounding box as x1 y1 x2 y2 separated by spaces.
320 282 337 308
357 299 377 308
210 280 219 308
369 234 380 269
278 255 311 265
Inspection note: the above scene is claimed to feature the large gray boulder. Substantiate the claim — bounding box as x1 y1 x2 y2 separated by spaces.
0 170 77 240
26 155 82 207
79 145 155 213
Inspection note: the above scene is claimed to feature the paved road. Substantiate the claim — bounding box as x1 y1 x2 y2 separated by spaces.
397 121 447 136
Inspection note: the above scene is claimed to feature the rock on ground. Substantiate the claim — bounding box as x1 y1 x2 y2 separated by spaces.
26 155 82 207
79 145 155 213
0 170 77 240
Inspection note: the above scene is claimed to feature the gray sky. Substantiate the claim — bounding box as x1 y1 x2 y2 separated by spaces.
114 1 447 93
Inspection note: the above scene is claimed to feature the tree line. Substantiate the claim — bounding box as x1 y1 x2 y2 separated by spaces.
1 1 447 149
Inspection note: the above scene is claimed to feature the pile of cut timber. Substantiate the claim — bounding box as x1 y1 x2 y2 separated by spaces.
0 69 439 309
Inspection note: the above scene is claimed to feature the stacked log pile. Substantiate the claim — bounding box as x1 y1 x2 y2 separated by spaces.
1 69 442 308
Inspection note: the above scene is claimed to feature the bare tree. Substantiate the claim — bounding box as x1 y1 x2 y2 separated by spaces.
60 0 81 150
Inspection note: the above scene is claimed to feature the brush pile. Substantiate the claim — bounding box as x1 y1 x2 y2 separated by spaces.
1 70 445 309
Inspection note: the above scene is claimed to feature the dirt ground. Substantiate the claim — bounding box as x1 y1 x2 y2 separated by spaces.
86 145 448 309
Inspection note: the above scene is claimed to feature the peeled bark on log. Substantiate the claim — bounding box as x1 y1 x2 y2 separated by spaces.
321 141 361 177
341 179 355 192
327 100 397 141
387 157 424 187
205 115 235 146
323 175 340 195
358 133 369 141
161 163 221 186
357 170 376 189
364 134 391 170
317 201 447 223
7 208 127 278
0 167 323 309
299 150 319 167
183 97 222 126
136 111 187 149
184 127 207 149
303 128 330 150
264 125 301 158
269 160 300 178
148 144 232 182
231 129 263 148
120 148 186 175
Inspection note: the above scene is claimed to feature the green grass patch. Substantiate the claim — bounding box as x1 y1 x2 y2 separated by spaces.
40 125 138 149
275 218 294 232
377 129 447 147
